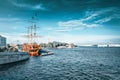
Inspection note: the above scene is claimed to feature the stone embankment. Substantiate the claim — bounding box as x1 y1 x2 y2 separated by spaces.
0 52 29 65
0 45 29 65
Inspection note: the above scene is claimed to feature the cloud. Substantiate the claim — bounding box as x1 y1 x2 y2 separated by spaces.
10 1 47 10
94 13 120 24
58 7 119 30
58 20 98 28
40 34 120 44
55 29 70 32
0 18 20 22
43 27 54 31
0 17 27 24
0 18 26 25
82 13 98 21
95 17 113 23
42 27 71 33
0 32 27 44
0 32 43 44
82 7 117 21
66 35 120 44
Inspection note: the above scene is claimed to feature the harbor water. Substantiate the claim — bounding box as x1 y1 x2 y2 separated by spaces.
0 47 120 80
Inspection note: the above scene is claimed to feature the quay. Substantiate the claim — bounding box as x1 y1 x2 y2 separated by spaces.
0 52 29 65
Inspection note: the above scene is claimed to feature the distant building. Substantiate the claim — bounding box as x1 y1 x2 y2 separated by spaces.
0 35 6 46
92 44 98 47
66 44 76 48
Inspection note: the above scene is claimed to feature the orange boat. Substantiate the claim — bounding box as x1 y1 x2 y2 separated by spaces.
22 43 42 56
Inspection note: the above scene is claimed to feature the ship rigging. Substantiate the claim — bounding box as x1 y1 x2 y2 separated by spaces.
22 13 42 56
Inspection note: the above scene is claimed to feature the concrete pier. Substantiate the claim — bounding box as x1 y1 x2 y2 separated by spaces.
0 52 29 65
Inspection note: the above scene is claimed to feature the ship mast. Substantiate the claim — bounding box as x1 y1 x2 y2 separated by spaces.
30 14 37 44
23 13 41 44
22 13 43 56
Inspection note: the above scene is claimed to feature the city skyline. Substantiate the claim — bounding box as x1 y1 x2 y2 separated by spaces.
0 0 120 44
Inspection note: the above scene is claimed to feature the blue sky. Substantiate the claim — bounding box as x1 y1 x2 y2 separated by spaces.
0 0 120 44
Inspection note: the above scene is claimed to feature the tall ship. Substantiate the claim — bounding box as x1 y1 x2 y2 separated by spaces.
22 14 42 56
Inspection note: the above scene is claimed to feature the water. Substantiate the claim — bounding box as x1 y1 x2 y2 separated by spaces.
0 47 120 80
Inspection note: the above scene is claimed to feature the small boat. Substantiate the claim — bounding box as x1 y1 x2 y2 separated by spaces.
41 52 54 56
40 49 54 56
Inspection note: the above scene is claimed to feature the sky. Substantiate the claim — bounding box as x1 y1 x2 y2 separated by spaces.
0 0 120 44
